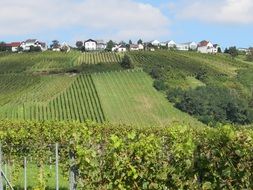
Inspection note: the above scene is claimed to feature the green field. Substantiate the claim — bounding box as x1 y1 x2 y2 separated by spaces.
76 52 122 65
93 70 202 126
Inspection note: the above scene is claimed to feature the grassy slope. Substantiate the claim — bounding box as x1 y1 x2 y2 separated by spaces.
92 70 202 126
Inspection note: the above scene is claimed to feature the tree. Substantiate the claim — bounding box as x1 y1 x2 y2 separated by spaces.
228 46 239 58
106 40 114 51
76 41 83 49
137 39 143 44
217 47 222 53
120 55 134 69
0 42 6 52
224 48 229 54
119 41 126 46
51 40 60 49
129 40 132 45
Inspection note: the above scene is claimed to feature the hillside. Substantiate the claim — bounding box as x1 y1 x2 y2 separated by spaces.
0 50 252 126
129 50 253 125
0 51 203 126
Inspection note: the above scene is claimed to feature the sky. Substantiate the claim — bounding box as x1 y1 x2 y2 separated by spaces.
0 0 252 48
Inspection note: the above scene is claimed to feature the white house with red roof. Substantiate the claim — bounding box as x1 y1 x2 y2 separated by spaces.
197 40 214 53
5 42 21 52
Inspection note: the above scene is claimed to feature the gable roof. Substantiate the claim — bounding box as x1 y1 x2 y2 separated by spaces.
163 40 176 44
5 42 21 47
198 40 211 47
130 44 139 48
85 39 97 44
96 40 105 44
25 39 37 43
178 42 197 46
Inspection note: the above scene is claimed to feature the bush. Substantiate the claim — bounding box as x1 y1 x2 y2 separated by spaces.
1 120 253 189
153 80 166 91
120 55 134 69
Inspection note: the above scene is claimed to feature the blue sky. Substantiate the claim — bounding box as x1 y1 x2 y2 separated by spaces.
0 0 252 48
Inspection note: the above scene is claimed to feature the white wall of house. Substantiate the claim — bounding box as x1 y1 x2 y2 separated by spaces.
177 44 189 51
151 40 160 46
189 42 197 50
118 47 127 52
97 44 106 50
11 47 18 52
198 42 214 53
85 41 97 51
138 44 144 50
167 40 177 48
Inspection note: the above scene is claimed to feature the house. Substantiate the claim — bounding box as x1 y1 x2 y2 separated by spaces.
5 42 21 52
96 40 106 50
112 45 127 52
161 40 177 48
177 42 197 51
138 44 144 50
150 40 160 46
213 44 221 53
61 42 71 52
20 39 47 51
130 44 139 51
117 45 127 52
197 40 214 54
84 39 97 51
238 48 250 54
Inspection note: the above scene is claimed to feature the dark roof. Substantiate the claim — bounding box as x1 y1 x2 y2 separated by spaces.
84 39 97 44
25 39 37 43
213 44 219 48
130 44 139 48
118 45 126 48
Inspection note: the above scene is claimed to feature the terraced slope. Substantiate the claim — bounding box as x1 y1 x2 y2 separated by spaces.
0 74 105 123
92 70 202 126
76 52 122 65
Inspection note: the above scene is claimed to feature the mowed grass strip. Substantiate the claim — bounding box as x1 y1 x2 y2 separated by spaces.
92 70 202 126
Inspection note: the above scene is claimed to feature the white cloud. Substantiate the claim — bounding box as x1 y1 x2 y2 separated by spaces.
175 0 253 24
0 0 170 40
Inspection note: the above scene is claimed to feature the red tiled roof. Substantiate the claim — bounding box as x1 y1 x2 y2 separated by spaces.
198 40 209 47
5 42 21 47
10 42 21 47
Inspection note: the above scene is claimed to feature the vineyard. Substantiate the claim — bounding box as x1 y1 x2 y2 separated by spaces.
92 70 202 126
76 52 122 65
0 51 79 74
0 74 105 123
0 120 252 189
